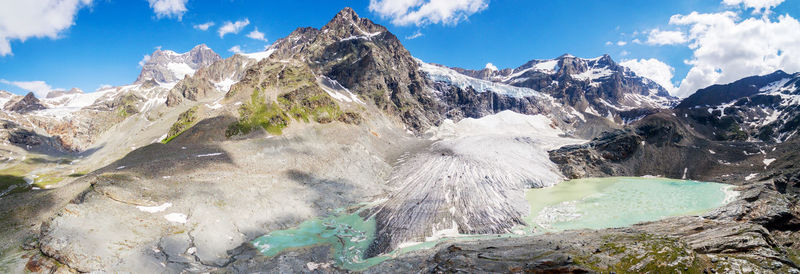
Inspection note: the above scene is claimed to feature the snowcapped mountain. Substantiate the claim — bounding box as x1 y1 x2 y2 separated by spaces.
135 44 222 86
443 54 678 118
0 44 272 153
674 70 800 142
45 88 83 99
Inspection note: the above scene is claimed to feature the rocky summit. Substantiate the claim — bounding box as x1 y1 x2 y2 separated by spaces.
0 6 798 274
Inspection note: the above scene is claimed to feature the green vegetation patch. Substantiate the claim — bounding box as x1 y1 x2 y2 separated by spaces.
31 173 65 188
162 106 199 144
115 93 141 118
278 86 343 124
225 63 362 137
713 116 747 141
575 234 707 273
226 88 290 136
0 175 29 196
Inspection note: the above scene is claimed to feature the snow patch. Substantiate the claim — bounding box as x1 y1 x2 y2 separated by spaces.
241 48 276 61
167 63 196 80
317 76 365 104
137 203 172 213
164 213 188 224
196 152 223 157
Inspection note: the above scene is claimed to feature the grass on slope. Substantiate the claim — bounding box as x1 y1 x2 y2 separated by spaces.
227 88 290 136
162 106 199 144
226 63 364 137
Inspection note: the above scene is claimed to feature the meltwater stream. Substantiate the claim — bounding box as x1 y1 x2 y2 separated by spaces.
249 177 738 270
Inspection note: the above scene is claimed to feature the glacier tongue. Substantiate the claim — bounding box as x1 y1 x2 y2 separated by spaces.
366 111 584 257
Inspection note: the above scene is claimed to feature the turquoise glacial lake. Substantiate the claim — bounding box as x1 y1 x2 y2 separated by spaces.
250 177 737 270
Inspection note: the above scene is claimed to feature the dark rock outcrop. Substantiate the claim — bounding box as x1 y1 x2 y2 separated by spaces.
549 111 767 182
8 92 46 114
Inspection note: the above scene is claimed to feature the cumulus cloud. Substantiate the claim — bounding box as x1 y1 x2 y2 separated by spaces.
0 0 93 56
668 10 800 96
620 58 678 95
246 27 267 42
646 29 687 45
369 0 488 26
138 54 151 67
193 21 214 31
484 62 498 71
722 0 784 13
218 18 250 38
146 0 188 20
228 45 242 54
616 41 627 46
0 79 53 97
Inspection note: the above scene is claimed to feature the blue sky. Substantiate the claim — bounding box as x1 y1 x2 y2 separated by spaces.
1 0 799 98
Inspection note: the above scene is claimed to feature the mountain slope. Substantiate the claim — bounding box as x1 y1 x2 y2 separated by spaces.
674 70 800 142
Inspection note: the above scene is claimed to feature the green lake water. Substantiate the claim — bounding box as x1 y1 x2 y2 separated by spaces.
524 177 737 233
250 177 737 271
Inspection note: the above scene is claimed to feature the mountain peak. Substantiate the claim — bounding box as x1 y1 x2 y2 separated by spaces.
192 43 211 51
322 7 386 38
135 44 221 84
333 7 359 21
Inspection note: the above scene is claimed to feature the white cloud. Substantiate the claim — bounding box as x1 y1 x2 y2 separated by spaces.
0 0 93 56
617 41 627 46
193 21 214 31
218 18 250 38
620 58 677 95
369 0 488 26
138 54 151 67
406 30 423 40
228 45 242 54
668 10 800 96
605 41 613 46
96 84 112 91
0 79 53 98
632 38 642 44
619 50 630 57
646 29 687 45
484 62 497 71
146 0 188 20
246 27 267 42
722 0 784 13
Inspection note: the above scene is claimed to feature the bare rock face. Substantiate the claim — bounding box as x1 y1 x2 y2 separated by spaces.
549 111 770 182
7 92 46 114
267 7 442 132
674 70 800 143
166 53 256 107
135 44 222 84
166 75 216 107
